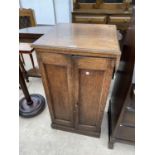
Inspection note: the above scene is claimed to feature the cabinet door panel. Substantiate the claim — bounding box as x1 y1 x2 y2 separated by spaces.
39 53 74 127
79 69 104 126
74 56 114 131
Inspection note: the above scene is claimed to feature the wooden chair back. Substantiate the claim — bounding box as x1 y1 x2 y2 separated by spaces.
19 8 36 29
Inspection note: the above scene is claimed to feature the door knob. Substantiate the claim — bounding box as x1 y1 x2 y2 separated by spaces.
85 71 90 75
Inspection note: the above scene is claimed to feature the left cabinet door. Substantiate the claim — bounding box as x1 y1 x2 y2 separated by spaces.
38 52 74 128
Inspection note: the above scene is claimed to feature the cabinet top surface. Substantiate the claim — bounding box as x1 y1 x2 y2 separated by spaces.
32 23 120 56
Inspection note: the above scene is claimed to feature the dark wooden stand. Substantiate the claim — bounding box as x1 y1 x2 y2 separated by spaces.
108 12 135 148
27 67 41 78
19 55 29 82
19 45 41 81
19 67 45 118
108 84 135 149
19 26 54 80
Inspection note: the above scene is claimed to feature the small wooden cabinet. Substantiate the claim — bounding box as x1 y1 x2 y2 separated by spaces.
32 24 121 137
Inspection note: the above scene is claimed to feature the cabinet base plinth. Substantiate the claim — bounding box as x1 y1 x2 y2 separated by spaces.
51 123 100 138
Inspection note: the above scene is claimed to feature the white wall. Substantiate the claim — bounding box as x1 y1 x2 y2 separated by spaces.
54 0 72 23
20 0 56 25
20 0 73 25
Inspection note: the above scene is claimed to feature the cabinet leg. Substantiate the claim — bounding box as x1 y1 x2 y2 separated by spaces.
108 141 114 149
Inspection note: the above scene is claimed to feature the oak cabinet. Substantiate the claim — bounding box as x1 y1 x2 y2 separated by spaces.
39 52 114 136
32 24 120 137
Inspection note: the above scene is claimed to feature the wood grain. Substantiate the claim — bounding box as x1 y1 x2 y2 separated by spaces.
74 15 107 24
32 23 120 56
33 23 120 137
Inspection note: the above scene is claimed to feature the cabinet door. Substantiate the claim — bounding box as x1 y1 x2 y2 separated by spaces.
73 56 114 132
38 52 74 127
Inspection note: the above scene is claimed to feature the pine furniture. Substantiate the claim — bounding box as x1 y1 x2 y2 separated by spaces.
72 0 133 32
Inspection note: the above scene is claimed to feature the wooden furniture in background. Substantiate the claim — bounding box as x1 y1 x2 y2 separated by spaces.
19 8 36 29
19 26 54 80
32 23 121 137
72 0 133 33
74 0 132 11
19 26 53 43
19 8 39 79
108 12 135 148
19 43 41 79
